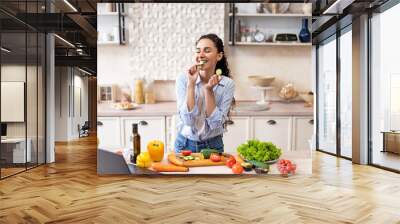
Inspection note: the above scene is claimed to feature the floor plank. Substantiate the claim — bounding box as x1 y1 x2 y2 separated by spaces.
0 136 400 223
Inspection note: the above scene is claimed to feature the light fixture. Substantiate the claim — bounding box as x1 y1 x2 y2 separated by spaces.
78 67 93 76
54 34 75 48
323 0 355 15
63 0 78 12
1 47 11 53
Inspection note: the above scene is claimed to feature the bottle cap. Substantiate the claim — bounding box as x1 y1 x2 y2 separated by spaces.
132 123 138 133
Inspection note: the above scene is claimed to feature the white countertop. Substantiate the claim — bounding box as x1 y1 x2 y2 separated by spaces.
120 148 312 175
98 101 313 117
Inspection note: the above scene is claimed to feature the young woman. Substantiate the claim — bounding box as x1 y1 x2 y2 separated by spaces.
175 33 235 153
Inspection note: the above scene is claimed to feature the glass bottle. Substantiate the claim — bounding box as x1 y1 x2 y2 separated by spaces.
131 123 141 163
299 18 311 43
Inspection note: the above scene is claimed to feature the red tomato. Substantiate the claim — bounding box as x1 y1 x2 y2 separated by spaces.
210 154 221 162
232 163 244 174
226 158 236 168
226 157 236 168
181 150 192 156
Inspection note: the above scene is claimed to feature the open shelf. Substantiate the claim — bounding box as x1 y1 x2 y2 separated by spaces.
229 41 312 46
229 13 311 17
97 41 121 45
98 12 127 16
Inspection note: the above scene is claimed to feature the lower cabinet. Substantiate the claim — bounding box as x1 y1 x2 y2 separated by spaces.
253 117 292 151
97 117 122 149
121 117 166 152
223 116 250 153
292 117 314 151
97 115 314 153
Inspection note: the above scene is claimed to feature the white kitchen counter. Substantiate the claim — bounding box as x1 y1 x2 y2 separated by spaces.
98 101 313 117
119 148 312 175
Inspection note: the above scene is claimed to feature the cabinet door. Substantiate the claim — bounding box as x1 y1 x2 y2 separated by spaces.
166 115 178 153
97 117 122 149
122 117 166 152
223 116 250 153
293 117 314 151
252 117 292 151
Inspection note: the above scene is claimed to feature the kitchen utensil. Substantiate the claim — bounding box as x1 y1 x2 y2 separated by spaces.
273 33 298 42
248 75 275 87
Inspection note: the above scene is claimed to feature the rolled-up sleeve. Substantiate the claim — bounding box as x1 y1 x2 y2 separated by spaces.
205 80 235 130
176 74 198 126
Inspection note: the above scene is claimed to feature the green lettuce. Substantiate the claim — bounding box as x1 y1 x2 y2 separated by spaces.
237 139 282 162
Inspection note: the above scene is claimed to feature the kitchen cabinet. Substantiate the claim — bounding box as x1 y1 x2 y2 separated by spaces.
252 117 292 151
121 116 166 152
97 114 314 153
166 115 178 153
292 117 314 151
97 117 122 149
223 116 251 153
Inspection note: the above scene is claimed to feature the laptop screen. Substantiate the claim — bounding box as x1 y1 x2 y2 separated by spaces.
1 123 7 137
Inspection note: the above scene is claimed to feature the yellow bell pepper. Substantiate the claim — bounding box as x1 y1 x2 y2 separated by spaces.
147 140 165 162
136 152 152 168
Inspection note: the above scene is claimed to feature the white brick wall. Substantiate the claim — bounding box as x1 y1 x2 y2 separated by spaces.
128 3 225 80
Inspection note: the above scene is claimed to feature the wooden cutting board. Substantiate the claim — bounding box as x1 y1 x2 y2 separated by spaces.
168 153 230 167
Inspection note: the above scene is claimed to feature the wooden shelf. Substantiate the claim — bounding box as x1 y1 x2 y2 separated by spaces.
98 12 127 16
97 41 120 46
229 41 312 46
229 13 311 17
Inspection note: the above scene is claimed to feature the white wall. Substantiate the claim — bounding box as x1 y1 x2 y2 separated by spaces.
97 3 312 102
55 67 89 141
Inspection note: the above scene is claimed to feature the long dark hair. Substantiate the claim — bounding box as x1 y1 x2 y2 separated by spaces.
196 33 231 78
196 33 236 129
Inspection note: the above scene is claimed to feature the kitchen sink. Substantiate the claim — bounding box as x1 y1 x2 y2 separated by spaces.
232 103 270 112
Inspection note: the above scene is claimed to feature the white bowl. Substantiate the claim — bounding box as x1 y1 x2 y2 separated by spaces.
248 76 275 87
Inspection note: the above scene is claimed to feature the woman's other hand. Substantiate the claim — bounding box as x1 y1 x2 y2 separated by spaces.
203 74 220 91
187 65 199 87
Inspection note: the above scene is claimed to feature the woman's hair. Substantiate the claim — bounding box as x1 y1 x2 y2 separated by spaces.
196 33 231 78
196 33 236 130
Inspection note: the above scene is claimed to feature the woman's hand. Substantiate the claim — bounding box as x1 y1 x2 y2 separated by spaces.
187 65 199 87
203 74 221 91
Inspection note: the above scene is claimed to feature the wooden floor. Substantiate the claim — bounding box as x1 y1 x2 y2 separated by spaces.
1 136 400 224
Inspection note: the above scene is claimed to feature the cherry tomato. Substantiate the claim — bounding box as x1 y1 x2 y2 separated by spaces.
210 153 221 162
232 163 244 174
181 150 192 156
225 157 236 168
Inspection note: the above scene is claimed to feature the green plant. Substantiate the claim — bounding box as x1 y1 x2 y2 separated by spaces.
237 139 282 163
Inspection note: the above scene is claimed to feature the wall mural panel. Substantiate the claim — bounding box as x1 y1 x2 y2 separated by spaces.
128 3 225 80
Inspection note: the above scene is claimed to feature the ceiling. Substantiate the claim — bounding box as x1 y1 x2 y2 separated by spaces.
0 0 98 74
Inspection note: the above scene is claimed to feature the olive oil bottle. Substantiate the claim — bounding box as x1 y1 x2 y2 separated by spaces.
131 123 141 163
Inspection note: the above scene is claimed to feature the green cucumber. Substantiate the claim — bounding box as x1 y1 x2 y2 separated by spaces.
200 149 220 159
246 160 269 169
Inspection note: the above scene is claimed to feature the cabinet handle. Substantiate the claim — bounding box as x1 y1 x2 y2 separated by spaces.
226 120 234 125
309 119 314 125
97 121 103 126
267 120 276 125
139 120 148 126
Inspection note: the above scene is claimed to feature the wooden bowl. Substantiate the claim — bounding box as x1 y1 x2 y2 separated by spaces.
248 75 275 87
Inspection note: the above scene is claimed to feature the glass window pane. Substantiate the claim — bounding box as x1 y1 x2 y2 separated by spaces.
371 3 400 171
340 29 352 158
1 31 27 177
318 37 337 154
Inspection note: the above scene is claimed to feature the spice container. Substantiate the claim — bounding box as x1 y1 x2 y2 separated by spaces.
134 79 145 104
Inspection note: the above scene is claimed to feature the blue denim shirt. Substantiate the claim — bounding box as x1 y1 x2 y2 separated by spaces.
176 73 235 142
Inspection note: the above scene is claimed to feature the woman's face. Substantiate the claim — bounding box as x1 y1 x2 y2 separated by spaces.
195 38 223 71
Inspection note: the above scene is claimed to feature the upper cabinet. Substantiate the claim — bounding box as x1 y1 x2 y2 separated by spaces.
228 3 312 46
97 3 127 45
